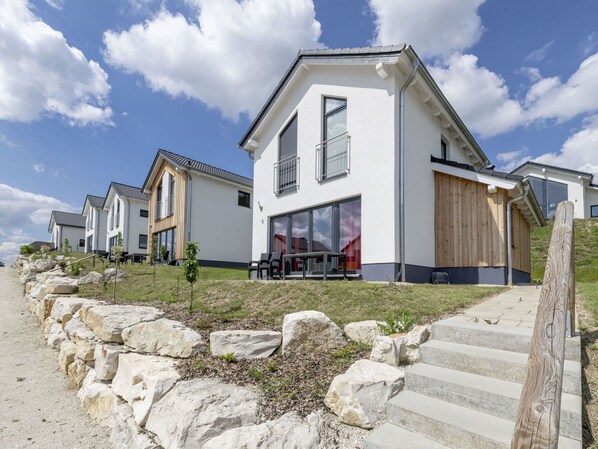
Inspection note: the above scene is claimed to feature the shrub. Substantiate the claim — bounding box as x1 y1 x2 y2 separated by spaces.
69 262 82 277
379 311 415 335
19 245 34 255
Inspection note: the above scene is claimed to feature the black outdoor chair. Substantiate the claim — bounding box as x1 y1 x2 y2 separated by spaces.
248 253 270 279
268 251 283 279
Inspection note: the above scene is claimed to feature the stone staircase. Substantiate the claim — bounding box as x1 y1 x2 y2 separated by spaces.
363 317 583 449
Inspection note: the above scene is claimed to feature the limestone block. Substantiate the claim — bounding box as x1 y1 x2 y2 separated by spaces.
282 311 346 356
209 330 281 359
79 305 163 343
122 319 206 358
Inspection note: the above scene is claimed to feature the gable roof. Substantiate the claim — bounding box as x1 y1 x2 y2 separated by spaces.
105 182 149 204
48 210 85 232
82 194 105 214
238 44 490 167
142 148 253 192
511 161 594 182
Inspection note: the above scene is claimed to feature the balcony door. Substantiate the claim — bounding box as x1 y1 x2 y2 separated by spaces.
277 115 298 193
322 97 347 179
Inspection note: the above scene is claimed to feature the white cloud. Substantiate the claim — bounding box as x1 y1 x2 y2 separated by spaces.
429 53 526 138
532 116 598 177
0 0 113 126
496 148 531 172
0 183 75 228
43 0 63 9
33 164 45 173
0 133 16 148
103 0 323 120
368 0 486 59
518 66 542 82
523 40 555 63
496 148 529 163
580 32 598 56
0 228 33 265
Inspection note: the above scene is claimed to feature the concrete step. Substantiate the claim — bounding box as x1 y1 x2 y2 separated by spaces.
363 423 451 449
405 363 582 441
386 391 582 449
419 340 581 396
432 317 581 361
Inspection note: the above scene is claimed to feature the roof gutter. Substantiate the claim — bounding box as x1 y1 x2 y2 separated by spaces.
398 57 420 282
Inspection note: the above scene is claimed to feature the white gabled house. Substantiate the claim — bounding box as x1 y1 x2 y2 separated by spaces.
48 210 86 253
511 161 598 219
239 45 545 284
82 194 108 253
142 149 253 266
103 182 149 256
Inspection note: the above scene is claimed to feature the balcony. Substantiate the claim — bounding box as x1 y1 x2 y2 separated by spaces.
274 155 300 195
155 195 174 221
315 132 350 182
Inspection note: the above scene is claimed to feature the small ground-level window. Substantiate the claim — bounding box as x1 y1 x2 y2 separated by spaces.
140 209 148 218
238 191 251 208
79 239 85 247
139 234 148 249
591 205 598 218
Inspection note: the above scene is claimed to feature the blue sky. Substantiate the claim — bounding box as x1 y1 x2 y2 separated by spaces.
1 0 597 262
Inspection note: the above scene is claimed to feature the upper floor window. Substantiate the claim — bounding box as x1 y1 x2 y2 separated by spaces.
169 173 175 215
275 115 299 194
115 199 121 228
317 97 349 182
156 182 163 219
441 137 449 160
140 209 149 218
238 191 251 208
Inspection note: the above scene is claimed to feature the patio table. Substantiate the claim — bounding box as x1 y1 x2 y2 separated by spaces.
282 251 347 280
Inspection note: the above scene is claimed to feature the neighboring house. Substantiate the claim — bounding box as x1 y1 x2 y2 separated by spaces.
511 161 598 219
103 182 149 256
238 44 545 284
82 194 108 253
48 211 86 253
141 149 253 266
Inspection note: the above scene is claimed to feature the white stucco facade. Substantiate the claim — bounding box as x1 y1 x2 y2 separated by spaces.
243 48 488 281
511 163 598 219
188 173 253 264
104 186 149 255
50 224 85 253
83 198 107 253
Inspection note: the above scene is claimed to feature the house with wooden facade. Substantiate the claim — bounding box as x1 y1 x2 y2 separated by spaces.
103 182 149 256
141 149 253 266
238 44 545 284
48 210 86 253
82 194 107 253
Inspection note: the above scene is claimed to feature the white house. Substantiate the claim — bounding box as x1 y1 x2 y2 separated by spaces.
511 161 598 219
48 211 86 253
239 45 544 284
82 194 108 253
103 182 149 256
141 149 253 266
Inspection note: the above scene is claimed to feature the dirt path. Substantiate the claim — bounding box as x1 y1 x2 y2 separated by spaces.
0 268 111 448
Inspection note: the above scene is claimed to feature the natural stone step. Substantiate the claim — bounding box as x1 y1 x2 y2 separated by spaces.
419 340 581 395
405 363 582 441
363 423 451 449
431 318 581 361
386 391 582 449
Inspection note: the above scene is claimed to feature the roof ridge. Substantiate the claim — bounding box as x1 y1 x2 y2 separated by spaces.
110 181 143 190
158 148 253 181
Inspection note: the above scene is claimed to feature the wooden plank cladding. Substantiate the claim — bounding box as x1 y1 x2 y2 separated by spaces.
434 171 531 272
148 159 188 260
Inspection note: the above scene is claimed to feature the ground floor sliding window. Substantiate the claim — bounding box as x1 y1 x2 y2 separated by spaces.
270 197 361 274
154 227 176 262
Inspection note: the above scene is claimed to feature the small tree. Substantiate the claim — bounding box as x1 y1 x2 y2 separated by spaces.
63 238 72 256
110 233 124 301
182 242 200 313
19 244 34 256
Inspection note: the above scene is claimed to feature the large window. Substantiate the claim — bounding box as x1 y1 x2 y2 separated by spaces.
270 197 361 273
276 115 299 194
155 227 176 261
528 177 568 220
169 174 175 215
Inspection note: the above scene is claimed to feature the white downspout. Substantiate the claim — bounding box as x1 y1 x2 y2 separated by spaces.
126 198 131 253
398 59 420 282
506 186 529 285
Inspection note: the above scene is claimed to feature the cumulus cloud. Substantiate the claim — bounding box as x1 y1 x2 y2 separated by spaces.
429 53 526 137
33 164 45 173
43 0 63 9
0 0 113 126
580 32 598 56
0 184 75 228
0 228 33 265
103 0 323 120
369 0 486 59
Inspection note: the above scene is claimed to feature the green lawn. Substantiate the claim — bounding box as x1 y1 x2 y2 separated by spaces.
78 263 503 327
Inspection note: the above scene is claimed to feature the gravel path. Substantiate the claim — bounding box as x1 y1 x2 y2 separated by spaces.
0 268 111 448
